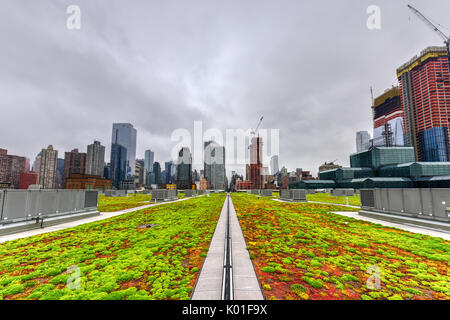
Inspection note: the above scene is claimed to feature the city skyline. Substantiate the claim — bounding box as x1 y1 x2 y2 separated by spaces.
1 1 450 177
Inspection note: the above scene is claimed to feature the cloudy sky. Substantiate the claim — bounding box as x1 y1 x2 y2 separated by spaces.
1 0 450 177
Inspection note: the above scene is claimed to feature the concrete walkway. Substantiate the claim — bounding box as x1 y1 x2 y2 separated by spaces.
0 197 195 244
331 211 450 240
192 195 264 300
229 196 264 300
274 198 360 209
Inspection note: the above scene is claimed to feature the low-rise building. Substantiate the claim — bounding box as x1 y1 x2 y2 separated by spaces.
65 174 112 191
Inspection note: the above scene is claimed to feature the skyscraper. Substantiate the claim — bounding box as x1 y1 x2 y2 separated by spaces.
135 159 146 187
110 123 137 187
110 144 127 189
145 150 154 173
204 141 226 190
55 159 64 189
86 141 105 177
270 155 279 175
38 145 58 189
176 147 192 190
63 149 86 187
165 161 174 184
153 162 162 187
249 137 263 189
356 131 371 153
397 46 450 161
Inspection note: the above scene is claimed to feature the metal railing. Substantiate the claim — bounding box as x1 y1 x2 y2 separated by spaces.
0 189 98 225
361 188 450 222
222 194 233 300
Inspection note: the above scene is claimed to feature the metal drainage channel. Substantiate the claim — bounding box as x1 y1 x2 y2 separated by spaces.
221 194 233 300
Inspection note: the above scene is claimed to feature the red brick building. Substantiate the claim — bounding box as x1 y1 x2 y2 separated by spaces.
236 180 252 190
249 137 263 189
65 174 112 191
64 149 87 187
18 172 38 189
0 149 28 188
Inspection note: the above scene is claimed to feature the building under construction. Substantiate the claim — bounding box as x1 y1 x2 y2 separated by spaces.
372 86 405 148
397 46 450 162
249 137 263 189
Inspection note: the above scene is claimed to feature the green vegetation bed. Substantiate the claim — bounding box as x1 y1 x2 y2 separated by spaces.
0 194 225 300
232 194 450 300
306 193 361 206
97 194 152 212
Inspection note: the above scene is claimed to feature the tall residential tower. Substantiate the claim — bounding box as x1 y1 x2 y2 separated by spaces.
86 141 105 177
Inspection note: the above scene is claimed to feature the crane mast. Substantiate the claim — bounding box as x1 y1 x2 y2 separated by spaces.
407 5 450 79
251 116 264 137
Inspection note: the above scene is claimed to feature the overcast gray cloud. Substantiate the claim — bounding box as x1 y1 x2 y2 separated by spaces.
1 0 449 177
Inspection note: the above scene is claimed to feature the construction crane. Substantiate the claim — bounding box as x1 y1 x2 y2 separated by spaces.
250 116 264 137
407 5 450 76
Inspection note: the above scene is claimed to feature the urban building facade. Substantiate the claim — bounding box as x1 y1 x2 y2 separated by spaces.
356 131 372 152
0 149 28 189
397 46 450 162
153 162 162 187
270 155 279 175
110 144 127 189
319 162 342 173
296 146 450 190
65 174 112 190
204 141 226 190
249 137 263 189
86 140 105 177
63 149 86 186
110 123 137 187
134 159 147 187
145 150 154 173
176 147 192 189
372 86 405 147
165 161 174 184
38 145 58 189
55 159 64 189
18 171 38 189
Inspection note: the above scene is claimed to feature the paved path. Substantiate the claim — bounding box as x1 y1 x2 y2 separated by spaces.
274 198 360 209
332 211 450 240
0 197 195 244
192 195 263 300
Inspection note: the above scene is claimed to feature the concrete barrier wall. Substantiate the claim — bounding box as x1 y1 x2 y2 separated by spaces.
292 190 307 201
0 190 98 223
152 190 177 201
280 189 292 200
260 190 273 197
185 190 197 197
104 190 127 197
331 189 355 197
361 188 450 222
280 189 307 202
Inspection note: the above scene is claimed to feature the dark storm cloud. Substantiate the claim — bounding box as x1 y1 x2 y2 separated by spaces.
1 0 449 176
